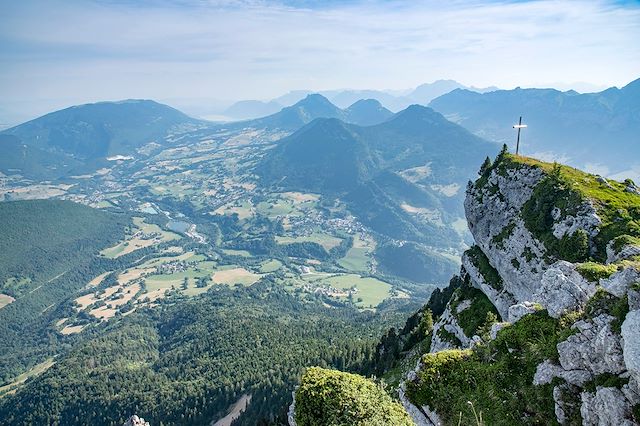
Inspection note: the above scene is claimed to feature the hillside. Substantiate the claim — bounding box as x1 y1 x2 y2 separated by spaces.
257 105 496 251
0 100 203 179
290 151 640 425
429 78 640 177
0 200 129 383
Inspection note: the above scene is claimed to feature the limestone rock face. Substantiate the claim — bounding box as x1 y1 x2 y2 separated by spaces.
557 315 625 377
465 165 549 308
534 261 597 318
429 303 471 353
551 200 601 241
464 163 604 319
607 240 640 264
399 157 640 426
601 267 640 298
622 311 640 384
580 387 636 426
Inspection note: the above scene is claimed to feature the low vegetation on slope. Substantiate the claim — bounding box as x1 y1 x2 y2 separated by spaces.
406 310 563 425
294 367 412 426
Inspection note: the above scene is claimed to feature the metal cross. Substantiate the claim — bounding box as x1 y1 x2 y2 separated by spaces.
513 116 527 155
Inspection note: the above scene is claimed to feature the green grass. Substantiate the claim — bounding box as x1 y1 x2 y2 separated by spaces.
575 262 618 282
144 261 216 291
276 232 343 251
338 246 370 271
466 246 504 290
452 285 500 335
321 274 391 308
406 311 563 425
222 249 252 257
255 199 296 217
259 259 282 273
100 217 180 259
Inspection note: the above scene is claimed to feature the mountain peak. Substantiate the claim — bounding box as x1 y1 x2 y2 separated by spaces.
345 99 393 126
294 93 335 108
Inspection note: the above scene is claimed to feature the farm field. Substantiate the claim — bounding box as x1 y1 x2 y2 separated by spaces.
213 267 262 286
338 234 374 272
276 232 342 251
322 274 392 308
100 217 180 258
259 259 282 273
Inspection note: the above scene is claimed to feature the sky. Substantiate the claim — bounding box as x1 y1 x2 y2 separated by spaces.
1 0 639 124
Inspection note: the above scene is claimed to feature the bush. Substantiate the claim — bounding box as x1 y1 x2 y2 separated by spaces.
294 367 412 426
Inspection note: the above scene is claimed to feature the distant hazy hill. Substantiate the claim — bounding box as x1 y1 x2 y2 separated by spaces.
223 99 283 120
429 78 640 177
0 100 204 178
224 95 393 130
344 99 394 126
257 105 496 249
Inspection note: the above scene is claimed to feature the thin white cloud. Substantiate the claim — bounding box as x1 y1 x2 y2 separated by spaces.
0 0 638 121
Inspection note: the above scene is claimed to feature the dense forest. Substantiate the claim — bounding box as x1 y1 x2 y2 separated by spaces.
0 279 398 425
0 200 129 382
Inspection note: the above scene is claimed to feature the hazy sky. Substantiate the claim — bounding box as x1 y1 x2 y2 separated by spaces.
1 0 639 123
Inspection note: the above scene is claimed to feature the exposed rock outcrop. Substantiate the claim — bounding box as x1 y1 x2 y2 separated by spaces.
398 154 640 426
124 415 150 426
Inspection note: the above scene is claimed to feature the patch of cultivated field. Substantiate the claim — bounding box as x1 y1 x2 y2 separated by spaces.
338 234 374 272
145 261 216 288
60 324 86 335
85 271 111 288
118 268 154 285
0 293 15 310
259 259 282 273
0 358 55 396
138 251 204 268
255 199 297 217
212 267 261 286
322 274 392 308
100 217 180 258
0 184 72 201
399 164 432 183
222 249 252 257
276 232 342 251
89 283 141 320
281 192 320 204
214 200 254 220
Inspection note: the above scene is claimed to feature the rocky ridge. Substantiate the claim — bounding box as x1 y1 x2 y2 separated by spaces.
400 152 640 425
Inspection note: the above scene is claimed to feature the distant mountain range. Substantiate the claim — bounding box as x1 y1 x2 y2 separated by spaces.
222 80 498 120
220 94 393 131
429 78 640 179
0 100 204 179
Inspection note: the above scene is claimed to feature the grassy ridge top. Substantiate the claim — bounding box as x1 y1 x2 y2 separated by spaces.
482 152 640 262
504 154 640 215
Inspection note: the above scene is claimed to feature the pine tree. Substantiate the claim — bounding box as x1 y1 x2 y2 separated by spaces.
479 156 492 175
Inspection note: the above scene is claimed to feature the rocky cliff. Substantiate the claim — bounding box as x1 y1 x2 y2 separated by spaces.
289 151 640 426
400 152 640 425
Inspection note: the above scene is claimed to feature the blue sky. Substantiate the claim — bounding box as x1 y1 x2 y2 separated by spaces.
0 0 639 123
